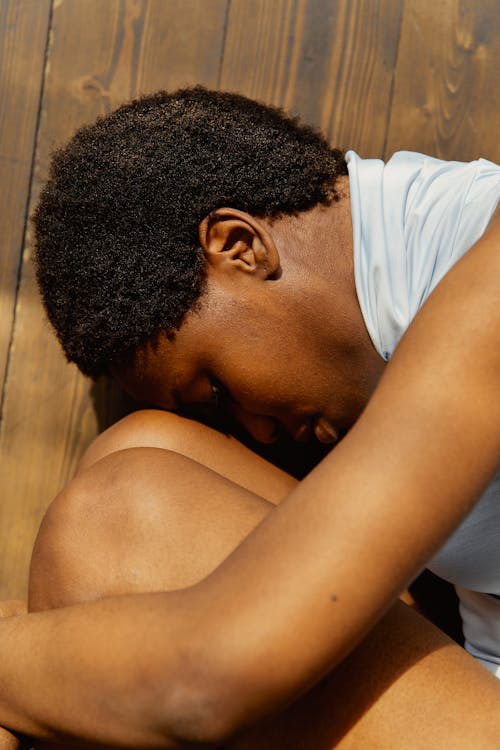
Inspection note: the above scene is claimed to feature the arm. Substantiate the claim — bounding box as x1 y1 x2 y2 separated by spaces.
0 604 26 750
0 213 498 747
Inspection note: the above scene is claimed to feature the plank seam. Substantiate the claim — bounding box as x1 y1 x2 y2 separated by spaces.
0 0 54 428
381 0 406 159
217 0 231 88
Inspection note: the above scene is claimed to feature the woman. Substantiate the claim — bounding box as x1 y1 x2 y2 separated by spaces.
0 90 499 747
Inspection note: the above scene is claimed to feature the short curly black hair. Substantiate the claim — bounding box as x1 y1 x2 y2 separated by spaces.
33 86 347 378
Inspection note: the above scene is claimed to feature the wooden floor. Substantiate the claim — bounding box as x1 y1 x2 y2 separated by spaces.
1 0 499 599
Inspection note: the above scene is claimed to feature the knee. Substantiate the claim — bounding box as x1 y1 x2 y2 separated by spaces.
77 409 207 473
77 409 296 505
28 448 192 612
28 466 95 611
28 447 267 614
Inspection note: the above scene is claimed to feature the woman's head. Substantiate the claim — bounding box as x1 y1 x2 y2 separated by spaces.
33 86 347 378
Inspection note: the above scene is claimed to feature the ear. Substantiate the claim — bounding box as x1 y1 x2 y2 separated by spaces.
198 208 281 279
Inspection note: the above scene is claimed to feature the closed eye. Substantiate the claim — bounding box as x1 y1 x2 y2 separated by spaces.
182 378 234 435
175 378 233 434
210 379 230 411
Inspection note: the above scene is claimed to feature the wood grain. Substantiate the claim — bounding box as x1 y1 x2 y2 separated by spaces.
0 0 51 410
0 0 227 598
220 0 404 156
386 0 500 161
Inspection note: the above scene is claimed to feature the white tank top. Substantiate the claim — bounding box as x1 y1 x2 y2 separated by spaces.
347 150 500 673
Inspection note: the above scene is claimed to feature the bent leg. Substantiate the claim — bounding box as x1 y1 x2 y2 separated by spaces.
77 409 297 504
30 447 500 749
29 447 273 609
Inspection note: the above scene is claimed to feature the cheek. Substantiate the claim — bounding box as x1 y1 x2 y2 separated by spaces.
231 363 316 414
216 326 320 408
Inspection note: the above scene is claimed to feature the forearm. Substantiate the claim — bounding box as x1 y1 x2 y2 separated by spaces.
0 605 28 749
0 593 214 748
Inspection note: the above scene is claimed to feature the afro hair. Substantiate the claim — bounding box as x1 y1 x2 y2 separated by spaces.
33 86 347 378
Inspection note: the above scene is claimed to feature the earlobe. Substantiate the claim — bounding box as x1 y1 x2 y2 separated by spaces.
198 208 280 279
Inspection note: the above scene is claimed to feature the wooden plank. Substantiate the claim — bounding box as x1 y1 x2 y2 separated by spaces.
136 0 228 94
0 0 227 599
386 0 500 161
220 0 405 156
0 0 51 409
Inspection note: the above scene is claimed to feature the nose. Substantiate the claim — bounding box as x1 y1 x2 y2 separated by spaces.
230 403 280 444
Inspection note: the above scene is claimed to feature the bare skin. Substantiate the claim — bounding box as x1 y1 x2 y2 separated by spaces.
0 195 497 747
116 178 386 446
0 604 26 750
26 416 500 749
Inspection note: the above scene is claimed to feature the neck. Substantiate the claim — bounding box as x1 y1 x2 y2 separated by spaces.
265 179 386 414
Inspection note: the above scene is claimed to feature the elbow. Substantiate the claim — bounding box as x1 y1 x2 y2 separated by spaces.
152 656 265 746
156 682 248 747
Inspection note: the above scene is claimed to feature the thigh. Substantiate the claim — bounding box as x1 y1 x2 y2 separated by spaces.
30 448 500 749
